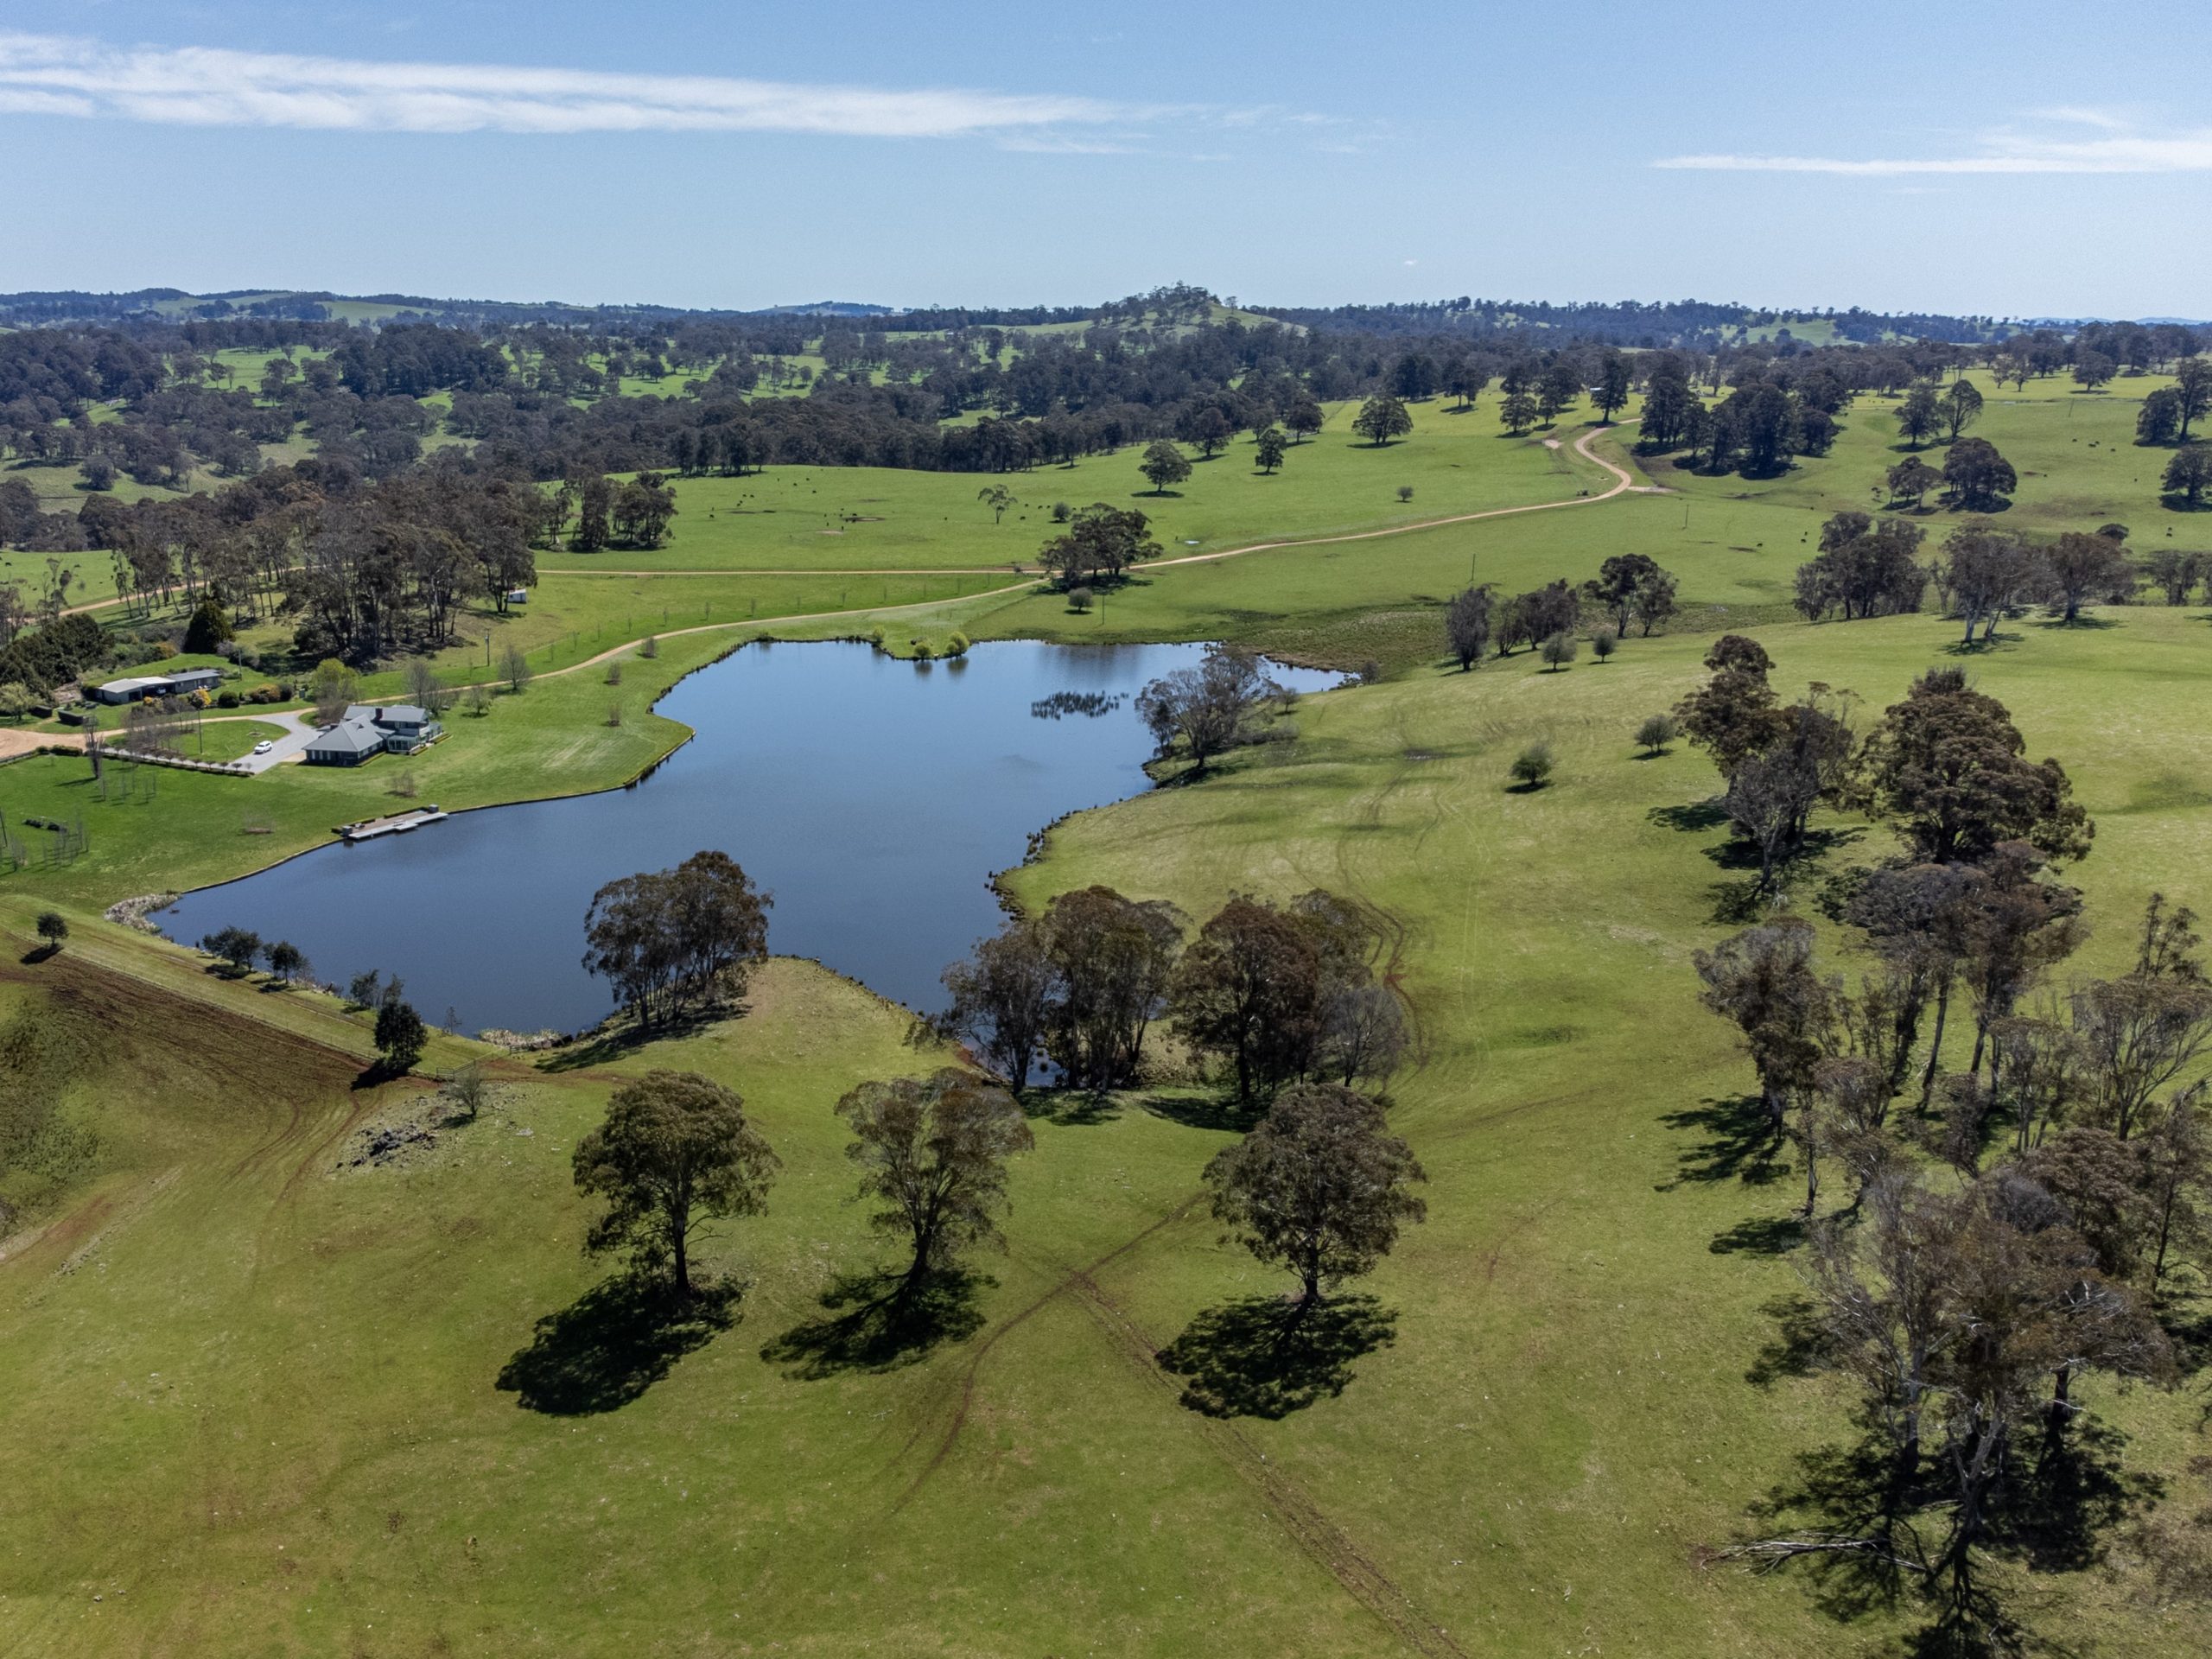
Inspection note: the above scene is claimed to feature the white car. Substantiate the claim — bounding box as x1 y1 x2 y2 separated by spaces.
252 739 275 755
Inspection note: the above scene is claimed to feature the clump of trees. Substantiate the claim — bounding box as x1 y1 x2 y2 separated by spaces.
1169 892 1405 1103
1671 639 2204 1638
941 885 1405 1106
1038 504 1159 588
941 886 1184 1096
1793 512 1927 621
582 850 772 1030
1135 644 1284 774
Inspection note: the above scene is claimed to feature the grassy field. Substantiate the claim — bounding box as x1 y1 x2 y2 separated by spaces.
5 356 2212 1656
3 603 2207 1655
538 398 1602 576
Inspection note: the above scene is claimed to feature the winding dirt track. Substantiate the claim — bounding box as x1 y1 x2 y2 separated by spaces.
528 421 1648 682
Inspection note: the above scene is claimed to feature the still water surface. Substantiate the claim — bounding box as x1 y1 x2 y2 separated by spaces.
162 640 1336 1034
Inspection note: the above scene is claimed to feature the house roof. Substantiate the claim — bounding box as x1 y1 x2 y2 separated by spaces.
308 719 385 757
97 676 167 696
380 704 431 726
163 667 222 684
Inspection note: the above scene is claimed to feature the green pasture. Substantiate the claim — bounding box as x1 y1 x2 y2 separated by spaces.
3 601 2208 1654
542 400 1599 577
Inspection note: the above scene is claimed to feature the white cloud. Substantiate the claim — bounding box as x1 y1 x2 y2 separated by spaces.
0 29 1151 141
1655 113 2212 175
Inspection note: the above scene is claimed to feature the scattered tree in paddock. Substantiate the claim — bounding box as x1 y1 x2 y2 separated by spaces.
1861 669 2093 865
976 483 1016 523
1896 382 1942 448
1634 712 1679 755
1941 437 2016 510
1138 439 1192 495
1591 627 1618 663
1284 393 1325 443
1185 406 1233 460
939 919 1056 1097
500 643 532 692
1539 631 1577 671
1696 915 1835 1150
1753 1167 2171 1624
374 999 427 1073
2163 443 2212 507
1675 634 1783 779
1581 553 1675 639
2138 386 2186 446
1939 378 1983 442
264 939 308 984
1885 454 1943 509
445 1063 490 1122
1202 1083 1427 1307
404 657 451 715
1498 389 1539 435
1592 353 1631 423
611 473 678 549
2073 349 2119 391
1136 643 1282 774
2177 357 2212 441
1039 887 1185 1093
1444 584 1495 670
200 925 263 976
1316 982 1409 1091
1936 525 2044 644
1253 425 1287 474
2145 548 2203 605
1352 394 1414 447
1395 484 1414 504
836 1068 1033 1291
34 911 67 952
1039 504 1159 588
2043 530 2135 622
1509 741 1555 790
582 849 772 1030
572 1069 778 1299
1793 512 1927 621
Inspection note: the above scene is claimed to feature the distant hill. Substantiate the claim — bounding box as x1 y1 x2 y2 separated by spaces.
0 284 2190 349
753 302 900 318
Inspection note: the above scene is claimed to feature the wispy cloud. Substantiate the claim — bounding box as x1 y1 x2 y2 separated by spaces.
0 30 1152 142
1655 111 2212 175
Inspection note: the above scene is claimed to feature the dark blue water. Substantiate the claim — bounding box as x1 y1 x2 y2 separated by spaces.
162 640 1337 1035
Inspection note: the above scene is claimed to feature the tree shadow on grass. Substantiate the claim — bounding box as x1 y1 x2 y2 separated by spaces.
537 1002 747 1072
1657 1093 1786 1190
760 1268 988 1380
1743 1412 2159 1656
1649 798 1730 834
1712 1214 1807 1256
1140 1091 1260 1133
1744 1292 1828 1389
1155 1294 1395 1419
496 1272 740 1414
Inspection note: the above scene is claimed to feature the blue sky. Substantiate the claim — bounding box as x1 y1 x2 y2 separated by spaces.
3 1 2209 315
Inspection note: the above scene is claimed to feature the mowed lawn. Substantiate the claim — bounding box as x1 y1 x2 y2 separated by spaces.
3 604 2209 1655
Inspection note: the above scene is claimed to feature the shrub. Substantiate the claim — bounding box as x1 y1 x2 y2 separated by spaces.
1396 485 1414 503
215 689 239 709
1540 632 1578 671
1510 742 1555 790
1591 628 1618 662
639 634 659 659
946 632 970 658
605 661 623 686
1067 586 1094 614
607 702 623 727
1635 713 1680 755
912 640 935 662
